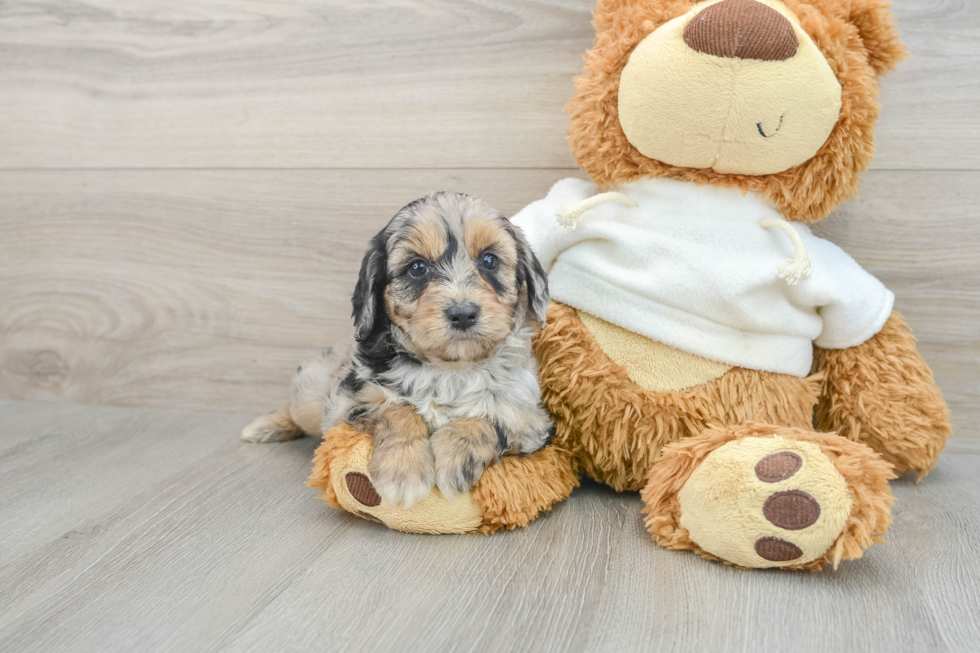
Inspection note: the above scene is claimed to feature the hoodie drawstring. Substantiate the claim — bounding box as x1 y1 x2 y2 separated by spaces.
556 192 637 229
757 218 813 285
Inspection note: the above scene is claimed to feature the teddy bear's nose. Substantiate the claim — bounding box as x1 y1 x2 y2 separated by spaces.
683 0 798 62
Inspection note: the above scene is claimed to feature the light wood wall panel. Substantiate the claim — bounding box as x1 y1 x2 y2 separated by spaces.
0 0 977 447
0 0 977 170
1 169 977 448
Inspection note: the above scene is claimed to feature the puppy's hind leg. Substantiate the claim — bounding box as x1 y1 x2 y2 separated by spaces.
241 342 354 443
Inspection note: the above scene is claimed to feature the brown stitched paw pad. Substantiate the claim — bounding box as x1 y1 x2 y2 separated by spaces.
677 437 852 568
754 536 804 562
754 452 802 482
314 425 485 533
762 490 821 530
345 472 382 507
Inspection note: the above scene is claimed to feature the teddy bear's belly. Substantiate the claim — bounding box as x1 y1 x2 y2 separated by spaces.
577 311 732 392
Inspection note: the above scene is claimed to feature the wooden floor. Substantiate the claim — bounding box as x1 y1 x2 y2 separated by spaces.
0 399 978 653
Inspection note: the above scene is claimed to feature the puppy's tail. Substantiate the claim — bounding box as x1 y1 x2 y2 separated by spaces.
241 343 353 444
241 408 304 443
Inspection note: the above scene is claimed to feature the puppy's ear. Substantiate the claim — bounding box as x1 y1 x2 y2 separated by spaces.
510 222 550 327
351 230 388 341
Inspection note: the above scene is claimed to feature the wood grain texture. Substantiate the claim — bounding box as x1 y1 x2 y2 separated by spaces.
0 0 978 170
0 400 978 653
0 167 583 413
2 169 977 446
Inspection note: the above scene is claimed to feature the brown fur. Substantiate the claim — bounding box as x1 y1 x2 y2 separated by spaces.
391 280 514 365
464 218 516 267
641 422 896 570
362 403 434 505
473 446 581 534
534 303 821 491
814 311 952 477
566 0 908 222
431 417 502 498
392 216 447 265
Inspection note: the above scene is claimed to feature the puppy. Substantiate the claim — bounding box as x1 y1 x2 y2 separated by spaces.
242 192 554 508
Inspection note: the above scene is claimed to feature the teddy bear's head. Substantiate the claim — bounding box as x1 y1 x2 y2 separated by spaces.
567 0 907 221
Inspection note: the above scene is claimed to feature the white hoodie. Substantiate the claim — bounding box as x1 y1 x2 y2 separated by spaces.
510 177 894 378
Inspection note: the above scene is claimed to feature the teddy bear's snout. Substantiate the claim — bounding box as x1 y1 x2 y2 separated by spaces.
683 0 798 62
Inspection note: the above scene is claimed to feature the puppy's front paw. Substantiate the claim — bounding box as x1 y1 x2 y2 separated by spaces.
431 420 499 500
369 437 435 508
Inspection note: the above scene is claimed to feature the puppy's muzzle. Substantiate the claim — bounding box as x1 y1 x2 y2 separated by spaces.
446 302 481 331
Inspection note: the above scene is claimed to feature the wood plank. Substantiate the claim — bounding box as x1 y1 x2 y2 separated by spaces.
0 401 978 652
0 167 583 415
812 171 980 450
0 0 594 170
0 0 977 170
1 168 976 443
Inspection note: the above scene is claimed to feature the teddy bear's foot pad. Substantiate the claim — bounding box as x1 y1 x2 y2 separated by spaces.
311 428 485 534
677 437 852 568
311 423 582 535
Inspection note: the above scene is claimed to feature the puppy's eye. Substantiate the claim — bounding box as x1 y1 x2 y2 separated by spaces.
479 252 499 271
408 260 429 278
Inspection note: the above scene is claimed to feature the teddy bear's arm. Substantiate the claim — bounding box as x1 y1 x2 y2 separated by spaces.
813 311 951 477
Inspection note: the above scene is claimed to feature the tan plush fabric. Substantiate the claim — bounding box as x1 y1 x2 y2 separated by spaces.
309 423 580 534
309 424 484 534
814 310 952 477
567 0 908 222
535 303 820 491
577 310 731 391
642 422 896 571
677 436 852 568
618 0 842 175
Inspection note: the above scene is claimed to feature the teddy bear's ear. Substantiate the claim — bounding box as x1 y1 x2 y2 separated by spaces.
848 0 909 76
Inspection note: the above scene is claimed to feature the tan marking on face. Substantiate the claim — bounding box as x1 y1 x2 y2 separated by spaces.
472 277 516 340
464 218 518 270
382 198 525 365
390 217 446 270
394 278 512 365
385 286 413 329
465 219 503 259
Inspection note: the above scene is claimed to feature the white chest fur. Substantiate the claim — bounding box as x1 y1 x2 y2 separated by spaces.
382 329 543 433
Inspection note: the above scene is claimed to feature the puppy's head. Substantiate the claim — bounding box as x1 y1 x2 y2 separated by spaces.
352 192 549 365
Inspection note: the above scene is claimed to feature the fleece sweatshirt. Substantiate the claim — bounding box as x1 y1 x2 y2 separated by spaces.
510 177 894 378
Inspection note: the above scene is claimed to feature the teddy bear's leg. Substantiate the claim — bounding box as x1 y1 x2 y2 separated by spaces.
642 423 895 570
814 311 951 477
308 423 579 534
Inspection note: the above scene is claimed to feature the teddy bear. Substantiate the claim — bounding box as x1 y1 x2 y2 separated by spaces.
309 0 951 570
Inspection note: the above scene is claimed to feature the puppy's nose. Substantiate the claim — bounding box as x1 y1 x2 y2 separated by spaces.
683 0 798 62
446 303 480 331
